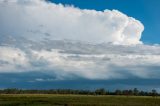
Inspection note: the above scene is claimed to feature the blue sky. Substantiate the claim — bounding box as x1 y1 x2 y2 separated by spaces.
51 0 160 44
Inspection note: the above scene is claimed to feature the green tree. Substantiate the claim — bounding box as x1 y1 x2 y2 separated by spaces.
133 88 139 96
115 89 122 95
95 88 106 95
151 89 158 97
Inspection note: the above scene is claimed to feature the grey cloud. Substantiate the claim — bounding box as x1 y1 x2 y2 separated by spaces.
0 37 160 80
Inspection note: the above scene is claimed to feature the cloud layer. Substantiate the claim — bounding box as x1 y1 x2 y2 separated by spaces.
0 0 144 45
0 39 160 80
0 0 160 82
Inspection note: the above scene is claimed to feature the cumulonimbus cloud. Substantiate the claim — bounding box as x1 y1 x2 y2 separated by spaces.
1 0 159 81
0 0 144 45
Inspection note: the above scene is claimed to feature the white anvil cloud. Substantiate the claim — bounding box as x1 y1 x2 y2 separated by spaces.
0 0 144 45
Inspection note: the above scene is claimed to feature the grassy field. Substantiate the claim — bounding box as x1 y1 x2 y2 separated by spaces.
0 94 160 106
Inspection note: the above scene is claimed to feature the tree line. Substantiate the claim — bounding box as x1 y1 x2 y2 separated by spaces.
0 88 159 96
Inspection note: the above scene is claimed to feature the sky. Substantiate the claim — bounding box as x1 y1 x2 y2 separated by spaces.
0 0 160 91
52 0 160 44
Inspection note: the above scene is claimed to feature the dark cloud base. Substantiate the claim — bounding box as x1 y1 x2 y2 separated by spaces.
0 72 160 91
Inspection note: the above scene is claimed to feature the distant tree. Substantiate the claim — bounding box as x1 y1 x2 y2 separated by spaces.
115 89 122 95
139 91 145 96
151 89 158 97
0 88 159 96
3 88 19 94
128 89 133 95
122 90 131 96
133 88 139 96
95 88 106 95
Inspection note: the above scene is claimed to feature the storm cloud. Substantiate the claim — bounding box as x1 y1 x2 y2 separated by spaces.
0 0 159 82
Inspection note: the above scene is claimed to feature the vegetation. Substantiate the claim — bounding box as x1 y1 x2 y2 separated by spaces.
0 94 160 106
0 88 159 106
0 88 159 97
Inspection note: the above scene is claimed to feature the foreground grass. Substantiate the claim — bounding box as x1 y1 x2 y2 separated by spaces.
0 94 160 106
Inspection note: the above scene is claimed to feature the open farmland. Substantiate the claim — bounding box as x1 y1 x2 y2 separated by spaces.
0 94 160 106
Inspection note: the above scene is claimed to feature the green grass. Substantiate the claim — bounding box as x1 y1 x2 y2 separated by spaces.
0 94 160 106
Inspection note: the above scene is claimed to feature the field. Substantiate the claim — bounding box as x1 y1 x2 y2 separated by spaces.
0 94 160 106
